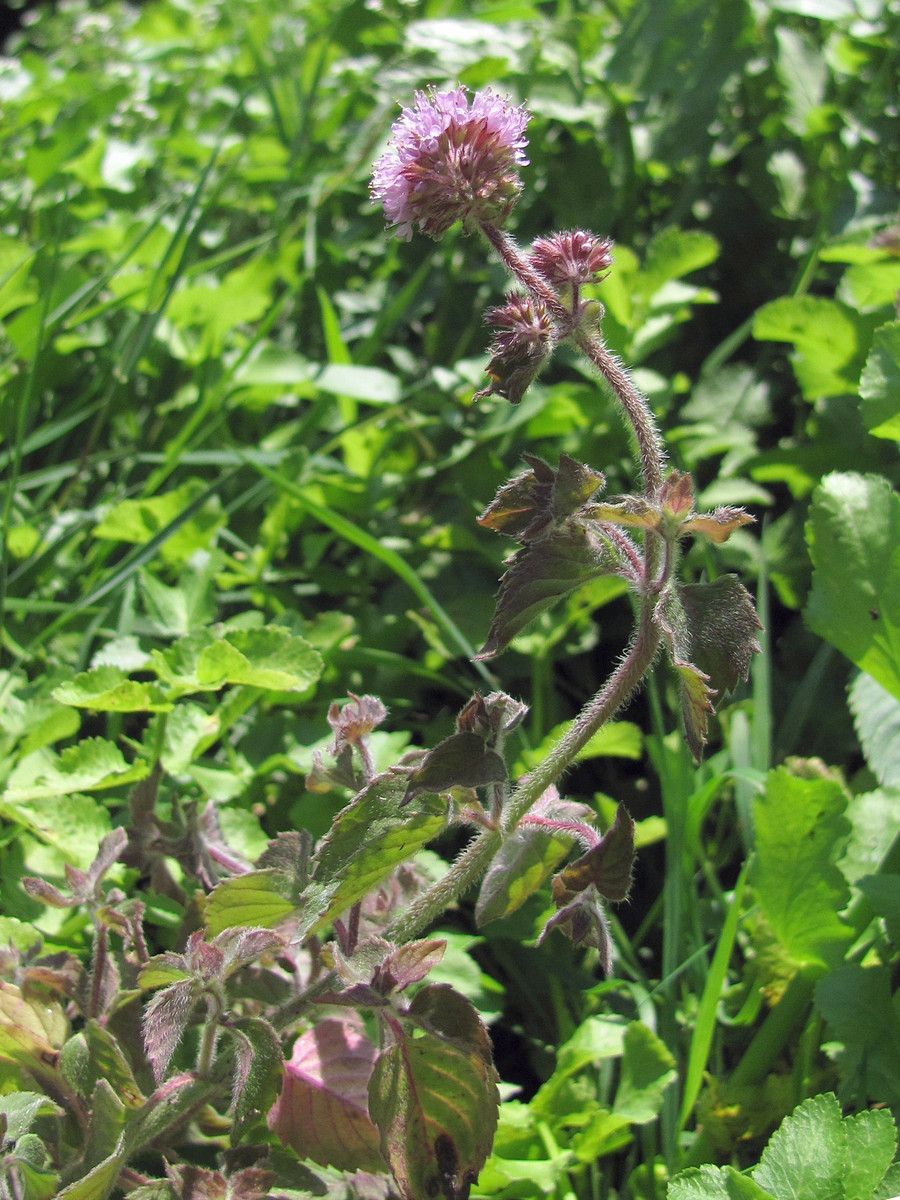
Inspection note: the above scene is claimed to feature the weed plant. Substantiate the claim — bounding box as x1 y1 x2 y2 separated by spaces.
0 1 899 1198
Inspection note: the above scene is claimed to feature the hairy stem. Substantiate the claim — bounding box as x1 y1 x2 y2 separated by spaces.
386 603 660 942
574 330 666 498
478 222 571 323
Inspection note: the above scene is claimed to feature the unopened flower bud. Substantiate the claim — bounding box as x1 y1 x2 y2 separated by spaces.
475 292 554 405
529 230 613 287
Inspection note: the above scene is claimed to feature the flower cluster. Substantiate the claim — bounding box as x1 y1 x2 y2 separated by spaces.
370 86 530 240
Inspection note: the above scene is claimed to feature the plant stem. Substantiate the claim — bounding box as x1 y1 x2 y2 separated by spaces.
478 222 571 322
386 603 661 942
574 330 666 498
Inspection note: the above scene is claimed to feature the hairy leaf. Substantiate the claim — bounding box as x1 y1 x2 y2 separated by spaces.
553 805 635 903
402 732 506 806
230 1016 283 1137
477 525 616 659
369 995 499 1200
142 979 197 1084
268 1018 384 1172
296 773 448 941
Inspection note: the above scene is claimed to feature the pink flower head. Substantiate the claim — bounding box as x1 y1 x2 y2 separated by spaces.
370 86 530 240
529 230 613 287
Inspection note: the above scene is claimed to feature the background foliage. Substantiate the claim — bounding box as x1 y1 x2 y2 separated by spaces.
1 0 899 1197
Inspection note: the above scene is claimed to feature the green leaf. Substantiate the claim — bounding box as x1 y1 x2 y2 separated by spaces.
477 525 616 659
204 870 297 938
55 1131 126 1200
151 626 323 695
613 1022 677 1124
669 1165 776 1200
641 227 720 298
402 731 506 806
753 1093 844 1200
752 296 873 399
806 472 900 700
369 989 499 1200
815 966 900 1107
678 577 762 695
93 480 224 566
230 1016 284 1139
848 671 900 788
81 1020 144 1108
554 805 635 903
842 1108 899 1200
2 738 148 801
752 767 852 971
0 793 110 867
53 667 171 713
859 321 900 441
476 797 590 926
82 1080 126 1174
0 1093 63 1143
311 363 401 404
296 773 448 941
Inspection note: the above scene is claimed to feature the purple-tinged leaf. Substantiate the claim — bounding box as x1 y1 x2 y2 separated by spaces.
553 806 635 904
672 661 715 761
212 926 285 976
550 455 606 522
142 979 197 1084
476 789 594 925
268 1017 384 1172
477 461 554 540
477 525 617 659
21 877 73 908
372 939 446 995
328 694 388 755
538 886 614 974
401 733 506 806
369 992 499 1200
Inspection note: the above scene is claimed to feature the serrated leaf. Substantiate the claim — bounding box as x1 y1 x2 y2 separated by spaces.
230 1016 283 1136
553 805 635 902
806 472 900 700
668 1164 776 1200
678 578 762 696
0 790 109 868
752 1093 844 1200
613 1022 676 1124
93 480 223 566
848 671 900 788
3 738 149 801
142 979 197 1083
203 870 297 938
842 1108 898 1200
369 1000 499 1200
477 525 616 659
752 767 852 971
268 1017 383 1172
53 667 171 712
374 939 446 993
296 773 447 942
859 321 900 441
151 626 322 695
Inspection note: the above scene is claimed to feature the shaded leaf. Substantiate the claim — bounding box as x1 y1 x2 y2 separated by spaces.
142 979 198 1084
553 805 635 903
806 472 900 700
848 671 900 789
373 939 447 994
230 1016 283 1137
477 525 616 659
859 321 900 441
402 732 506 806
613 1022 677 1124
